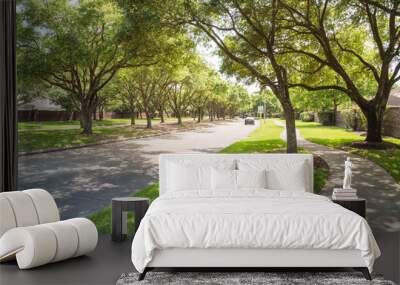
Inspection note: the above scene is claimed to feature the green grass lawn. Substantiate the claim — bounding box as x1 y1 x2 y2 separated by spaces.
294 120 362 148
220 120 286 153
18 117 194 130
18 126 159 153
294 120 400 183
89 119 330 233
18 119 132 130
18 117 197 153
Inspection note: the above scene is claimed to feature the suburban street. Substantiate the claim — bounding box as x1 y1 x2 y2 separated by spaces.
18 120 258 218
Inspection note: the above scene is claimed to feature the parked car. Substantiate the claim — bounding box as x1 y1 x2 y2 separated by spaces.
244 117 255 125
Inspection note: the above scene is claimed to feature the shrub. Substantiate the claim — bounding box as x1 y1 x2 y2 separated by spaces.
317 111 335 126
300 111 315 122
341 108 367 131
271 113 283 118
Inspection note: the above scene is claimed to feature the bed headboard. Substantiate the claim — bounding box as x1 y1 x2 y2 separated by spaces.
159 153 314 195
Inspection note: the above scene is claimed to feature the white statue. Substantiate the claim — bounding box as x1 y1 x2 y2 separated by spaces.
343 157 352 189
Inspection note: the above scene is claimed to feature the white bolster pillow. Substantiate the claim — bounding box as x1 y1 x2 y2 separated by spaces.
0 218 97 269
23 189 60 224
65 218 98 257
0 226 57 268
0 196 17 237
0 189 60 238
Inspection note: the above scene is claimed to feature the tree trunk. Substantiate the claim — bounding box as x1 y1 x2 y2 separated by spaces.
332 99 337 126
364 106 383 143
145 112 152 128
274 66 297 153
81 109 93 135
159 108 164 123
283 107 297 153
277 84 297 153
79 110 84 128
197 107 201 123
130 111 136 126
177 112 182 125
98 106 104 121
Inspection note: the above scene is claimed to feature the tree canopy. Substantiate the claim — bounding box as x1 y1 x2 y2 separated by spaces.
18 0 177 133
16 0 400 148
280 0 400 142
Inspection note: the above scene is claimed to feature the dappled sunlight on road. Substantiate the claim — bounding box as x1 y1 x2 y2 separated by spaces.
18 120 257 218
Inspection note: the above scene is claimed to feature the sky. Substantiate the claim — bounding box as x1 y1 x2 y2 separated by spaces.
196 42 260 95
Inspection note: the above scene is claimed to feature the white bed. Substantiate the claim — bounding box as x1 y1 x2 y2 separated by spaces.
131 154 380 280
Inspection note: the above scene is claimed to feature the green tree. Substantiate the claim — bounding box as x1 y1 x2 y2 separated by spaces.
154 73 172 124
235 85 252 116
17 0 157 134
191 87 210 123
168 77 196 124
181 0 299 152
251 89 281 117
186 64 222 123
281 0 400 143
115 71 140 125
206 80 228 121
116 34 197 128
127 67 160 128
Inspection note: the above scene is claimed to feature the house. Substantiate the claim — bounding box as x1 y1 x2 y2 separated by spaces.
18 98 71 122
383 87 400 138
387 87 400 106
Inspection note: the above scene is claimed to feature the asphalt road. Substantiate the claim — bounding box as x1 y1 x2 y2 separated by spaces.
18 120 258 218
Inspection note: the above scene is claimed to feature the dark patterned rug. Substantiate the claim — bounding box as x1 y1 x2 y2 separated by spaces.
116 272 396 285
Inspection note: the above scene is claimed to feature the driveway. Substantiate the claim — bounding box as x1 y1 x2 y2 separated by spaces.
18 120 258 218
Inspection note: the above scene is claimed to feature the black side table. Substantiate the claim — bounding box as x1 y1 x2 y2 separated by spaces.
332 198 366 218
112 197 150 242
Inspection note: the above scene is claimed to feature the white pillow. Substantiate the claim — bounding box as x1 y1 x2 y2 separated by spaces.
266 162 306 191
236 169 267 189
238 159 308 191
211 168 237 191
167 162 211 192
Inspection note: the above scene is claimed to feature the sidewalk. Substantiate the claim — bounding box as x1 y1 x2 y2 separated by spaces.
275 120 400 232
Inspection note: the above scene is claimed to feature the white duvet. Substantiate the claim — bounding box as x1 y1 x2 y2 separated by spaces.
131 191 380 272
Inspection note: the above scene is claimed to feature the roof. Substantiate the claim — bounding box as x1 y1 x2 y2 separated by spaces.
18 98 64 111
